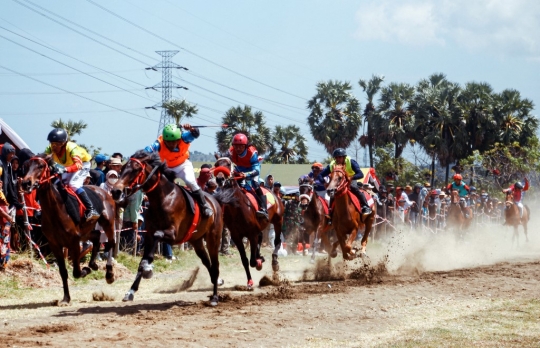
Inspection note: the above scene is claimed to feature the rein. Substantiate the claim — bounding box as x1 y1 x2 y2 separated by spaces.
28 156 56 185
127 157 161 195
331 168 349 197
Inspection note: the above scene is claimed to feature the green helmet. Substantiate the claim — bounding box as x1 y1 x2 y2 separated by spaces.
162 124 181 141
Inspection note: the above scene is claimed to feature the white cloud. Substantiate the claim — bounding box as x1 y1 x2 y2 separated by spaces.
354 0 540 59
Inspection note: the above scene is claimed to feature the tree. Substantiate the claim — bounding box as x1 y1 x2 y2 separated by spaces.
216 105 272 155
375 82 415 174
358 74 384 167
267 125 308 164
162 99 198 125
492 89 537 146
307 80 362 154
50 119 87 142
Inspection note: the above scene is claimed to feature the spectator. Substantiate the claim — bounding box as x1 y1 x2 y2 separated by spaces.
99 170 118 194
0 180 14 268
273 181 282 196
108 157 123 174
265 174 274 190
93 154 109 186
307 162 326 198
205 179 218 195
83 172 92 186
121 189 144 253
0 143 23 210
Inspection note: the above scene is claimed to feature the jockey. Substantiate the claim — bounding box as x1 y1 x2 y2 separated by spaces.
145 123 213 217
45 128 99 221
446 174 470 200
307 162 326 198
228 133 269 220
502 178 529 219
320 148 372 217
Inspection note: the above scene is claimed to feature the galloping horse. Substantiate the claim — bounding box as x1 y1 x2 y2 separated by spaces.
298 178 331 262
446 190 472 237
504 190 530 245
427 194 439 231
111 150 223 306
325 166 376 260
214 166 284 286
21 154 116 305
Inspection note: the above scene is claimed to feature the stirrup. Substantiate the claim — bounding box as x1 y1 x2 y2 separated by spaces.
256 210 269 220
85 209 100 221
361 206 372 215
201 205 214 217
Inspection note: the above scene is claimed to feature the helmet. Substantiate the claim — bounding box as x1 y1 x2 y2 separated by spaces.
431 189 438 196
515 182 524 189
453 174 462 181
162 124 181 141
469 186 476 191
332 148 347 158
47 128 68 143
232 133 248 145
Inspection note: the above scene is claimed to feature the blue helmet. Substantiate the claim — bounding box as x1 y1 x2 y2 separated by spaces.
332 148 347 158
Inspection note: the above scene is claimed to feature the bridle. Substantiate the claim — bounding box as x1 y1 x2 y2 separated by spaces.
125 157 161 195
27 156 57 187
299 181 313 206
327 167 349 197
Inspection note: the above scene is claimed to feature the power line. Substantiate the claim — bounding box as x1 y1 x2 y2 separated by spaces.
0 108 144 115
83 0 309 101
0 64 157 123
0 88 141 95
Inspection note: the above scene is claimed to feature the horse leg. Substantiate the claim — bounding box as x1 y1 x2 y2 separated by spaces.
330 240 339 258
123 241 152 302
248 234 260 269
523 221 529 242
272 223 282 272
51 245 71 305
232 233 253 288
255 230 265 270
87 230 101 271
103 239 116 284
141 230 172 279
70 239 91 278
191 237 220 306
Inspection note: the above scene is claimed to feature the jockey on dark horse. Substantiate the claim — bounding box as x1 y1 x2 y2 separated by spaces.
320 148 372 220
45 128 99 221
446 173 471 218
145 123 213 217
502 178 529 222
228 133 269 221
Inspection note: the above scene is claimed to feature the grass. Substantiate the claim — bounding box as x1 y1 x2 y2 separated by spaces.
379 299 540 347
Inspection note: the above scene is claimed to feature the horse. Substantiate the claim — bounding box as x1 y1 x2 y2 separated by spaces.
298 178 331 262
427 194 439 231
325 166 376 260
213 166 284 286
111 150 223 306
21 154 116 305
446 190 472 238
504 190 530 246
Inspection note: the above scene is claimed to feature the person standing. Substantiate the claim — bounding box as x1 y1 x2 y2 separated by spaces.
0 143 23 211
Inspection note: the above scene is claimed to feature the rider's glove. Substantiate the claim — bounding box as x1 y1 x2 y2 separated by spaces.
54 163 66 175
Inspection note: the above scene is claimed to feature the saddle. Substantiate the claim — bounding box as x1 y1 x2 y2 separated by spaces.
175 185 201 244
56 181 103 225
317 196 329 215
331 189 374 214
243 187 276 212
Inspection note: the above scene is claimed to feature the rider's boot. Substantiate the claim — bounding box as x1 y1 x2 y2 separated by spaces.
77 189 100 222
255 188 269 221
356 189 372 217
193 189 214 217
326 197 334 224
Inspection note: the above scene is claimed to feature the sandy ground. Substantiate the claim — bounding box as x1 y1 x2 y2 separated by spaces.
1 221 540 347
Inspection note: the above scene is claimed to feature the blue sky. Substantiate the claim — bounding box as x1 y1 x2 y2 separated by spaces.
1 0 539 165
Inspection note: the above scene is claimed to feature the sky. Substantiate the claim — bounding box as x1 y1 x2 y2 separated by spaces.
1 0 539 165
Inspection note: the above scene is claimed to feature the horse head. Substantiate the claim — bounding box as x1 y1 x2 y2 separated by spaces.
298 176 313 209
214 169 243 208
450 190 460 204
504 190 514 208
21 154 55 193
214 157 232 188
111 150 165 202
326 165 349 199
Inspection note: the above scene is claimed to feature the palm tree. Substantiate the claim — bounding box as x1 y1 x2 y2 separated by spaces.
216 105 272 155
267 125 308 164
375 82 415 174
162 99 198 125
307 80 362 154
50 119 87 142
493 89 536 145
358 74 385 167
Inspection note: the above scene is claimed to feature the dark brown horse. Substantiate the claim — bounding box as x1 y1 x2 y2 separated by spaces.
21 155 116 305
325 166 376 260
504 190 530 245
214 167 284 286
298 178 331 263
111 150 223 306
446 190 472 237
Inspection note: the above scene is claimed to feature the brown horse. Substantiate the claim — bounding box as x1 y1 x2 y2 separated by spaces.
504 191 530 245
446 190 472 237
111 150 223 306
298 179 331 263
325 166 376 260
21 154 116 305
214 167 284 286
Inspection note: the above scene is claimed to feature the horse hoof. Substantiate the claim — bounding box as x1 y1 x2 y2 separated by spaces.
256 259 263 271
89 262 99 271
106 273 115 284
56 299 70 307
247 279 254 289
82 267 91 277
271 254 279 272
217 278 224 286
330 251 338 258
142 269 153 279
210 295 219 307
310 259 315 264
123 292 134 302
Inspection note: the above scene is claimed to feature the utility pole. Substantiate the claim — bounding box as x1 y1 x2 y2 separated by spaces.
145 50 188 136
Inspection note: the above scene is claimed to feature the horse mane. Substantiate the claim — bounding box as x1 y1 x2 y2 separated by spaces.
214 179 240 207
130 150 176 183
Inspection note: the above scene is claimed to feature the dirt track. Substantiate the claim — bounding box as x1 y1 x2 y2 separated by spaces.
1 225 540 347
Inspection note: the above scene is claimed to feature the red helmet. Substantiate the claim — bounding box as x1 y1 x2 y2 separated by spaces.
232 133 248 145
453 174 462 181
431 189 438 196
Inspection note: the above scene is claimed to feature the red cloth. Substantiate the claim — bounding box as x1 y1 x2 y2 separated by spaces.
16 191 40 217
